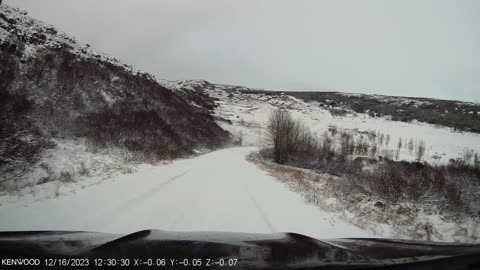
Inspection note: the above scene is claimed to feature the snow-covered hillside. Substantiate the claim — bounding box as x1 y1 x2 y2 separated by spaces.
0 4 229 190
153 80 480 242
168 81 480 165
0 4 140 76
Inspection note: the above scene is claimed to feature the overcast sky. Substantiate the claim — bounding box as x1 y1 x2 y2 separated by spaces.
6 0 480 102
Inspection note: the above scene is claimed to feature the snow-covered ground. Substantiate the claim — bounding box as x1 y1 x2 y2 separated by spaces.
2 3 478 244
206 86 480 164
1 78 478 241
0 147 372 239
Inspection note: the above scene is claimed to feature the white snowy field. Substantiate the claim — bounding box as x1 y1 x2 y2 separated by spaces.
209 87 480 164
0 147 372 239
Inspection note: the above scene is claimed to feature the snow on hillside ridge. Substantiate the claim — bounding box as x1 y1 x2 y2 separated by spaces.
0 4 156 82
339 92 434 108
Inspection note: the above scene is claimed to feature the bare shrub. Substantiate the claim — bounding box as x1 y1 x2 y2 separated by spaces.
369 142 378 159
338 131 354 161
328 108 349 117
80 109 189 162
319 132 335 161
408 138 414 154
260 110 479 220
60 171 74 183
232 130 244 146
416 140 426 162
354 137 369 156
0 92 52 187
266 109 302 164
396 137 403 160
78 162 90 176
378 132 385 145
367 131 376 142
328 125 338 136
54 182 61 198
460 149 475 166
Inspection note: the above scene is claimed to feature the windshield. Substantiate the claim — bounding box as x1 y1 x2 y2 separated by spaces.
1 0 480 248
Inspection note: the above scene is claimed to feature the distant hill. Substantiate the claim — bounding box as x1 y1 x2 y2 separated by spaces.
238 89 480 133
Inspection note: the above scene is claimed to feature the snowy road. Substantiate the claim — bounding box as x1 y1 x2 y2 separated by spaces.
0 147 371 239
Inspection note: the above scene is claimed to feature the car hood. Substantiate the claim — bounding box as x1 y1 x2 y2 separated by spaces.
0 230 479 269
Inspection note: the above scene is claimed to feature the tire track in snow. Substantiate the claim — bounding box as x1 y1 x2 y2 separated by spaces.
116 171 189 213
247 192 276 233
89 171 189 229
165 177 205 230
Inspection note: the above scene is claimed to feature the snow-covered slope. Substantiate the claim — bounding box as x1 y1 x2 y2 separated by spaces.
162 81 480 165
0 5 229 190
0 4 137 76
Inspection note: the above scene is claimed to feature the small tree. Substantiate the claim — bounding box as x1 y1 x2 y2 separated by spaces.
266 109 301 164
408 138 415 154
378 132 385 145
385 134 391 147
370 142 378 159
320 132 334 161
416 140 426 162
396 137 402 160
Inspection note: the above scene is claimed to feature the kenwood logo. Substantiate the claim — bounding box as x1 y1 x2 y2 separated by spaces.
2 258 41 266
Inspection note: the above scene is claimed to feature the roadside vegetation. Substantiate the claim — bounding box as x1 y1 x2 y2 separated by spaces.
260 109 480 239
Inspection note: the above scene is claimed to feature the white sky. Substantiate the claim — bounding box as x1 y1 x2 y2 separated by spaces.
6 0 480 102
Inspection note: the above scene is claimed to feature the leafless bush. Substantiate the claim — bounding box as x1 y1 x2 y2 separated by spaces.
267 109 294 164
0 92 51 187
328 125 338 136
78 162 90 176
261 112 480 220
80 108 190 162
378 132 385 145
261 111 479 218
416 140 426 162
53 181 62 198
461 149 475 166
319 132 335 161
407 138 415 154
266 109 317 164
367 131 376 142
396 137 403 160
343 157 480 218
369 142 378 159
232 130 244 146
328 108 349 117
60 171 74 183
354 137 369 156
338 131 354 160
